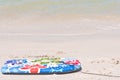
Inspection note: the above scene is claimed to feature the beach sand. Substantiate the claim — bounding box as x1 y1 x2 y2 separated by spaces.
0 15 120 80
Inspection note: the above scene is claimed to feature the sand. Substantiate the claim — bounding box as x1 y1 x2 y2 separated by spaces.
0 15 120 80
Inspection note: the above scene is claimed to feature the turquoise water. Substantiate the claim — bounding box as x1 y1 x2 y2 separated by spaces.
0 0 120 15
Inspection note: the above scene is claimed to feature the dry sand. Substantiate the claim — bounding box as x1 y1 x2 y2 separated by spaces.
0 15 120 80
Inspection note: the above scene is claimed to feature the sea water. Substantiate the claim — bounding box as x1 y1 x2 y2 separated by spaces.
0 0 120 15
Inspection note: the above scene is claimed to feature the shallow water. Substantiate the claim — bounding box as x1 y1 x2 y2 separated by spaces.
0 0 120 15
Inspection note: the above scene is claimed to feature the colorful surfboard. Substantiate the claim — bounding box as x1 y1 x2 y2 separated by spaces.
1 57 81 74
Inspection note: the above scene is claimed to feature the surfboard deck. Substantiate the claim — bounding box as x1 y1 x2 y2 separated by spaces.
1 57 81 74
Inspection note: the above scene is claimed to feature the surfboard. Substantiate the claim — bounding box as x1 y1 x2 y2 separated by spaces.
1 57 81 74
